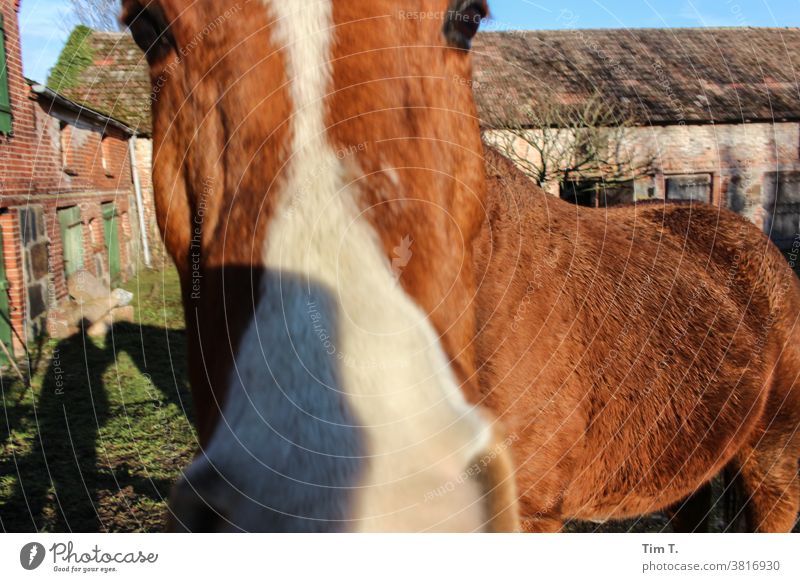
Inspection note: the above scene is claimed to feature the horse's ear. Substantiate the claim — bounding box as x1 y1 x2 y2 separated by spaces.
121 0 176 64
443 0 489 50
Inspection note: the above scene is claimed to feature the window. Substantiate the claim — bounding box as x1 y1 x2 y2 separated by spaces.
101 135 114 177
18 206 49 321
0 14 13 134
560 179 634 208
634 176 657 201
763 171 800 250
60 122 77 176
665 174 712 203
561 180 596 207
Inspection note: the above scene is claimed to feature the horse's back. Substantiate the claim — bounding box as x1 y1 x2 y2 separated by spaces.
477 147 800 526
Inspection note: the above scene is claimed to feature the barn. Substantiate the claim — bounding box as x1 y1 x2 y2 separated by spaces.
473 28 800 251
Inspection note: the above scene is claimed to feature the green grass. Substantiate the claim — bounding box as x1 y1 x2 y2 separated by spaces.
0 267 195 532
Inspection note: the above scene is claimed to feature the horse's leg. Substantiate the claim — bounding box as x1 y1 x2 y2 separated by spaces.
749 353 800 532
664 482 713 532
732 444 799 532
730 369 800 532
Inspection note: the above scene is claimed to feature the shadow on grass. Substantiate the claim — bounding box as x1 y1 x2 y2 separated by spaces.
0 321 191 532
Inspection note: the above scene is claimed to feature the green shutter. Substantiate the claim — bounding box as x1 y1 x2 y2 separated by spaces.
0 14 12 134
102 203 120 283
58 206 85 278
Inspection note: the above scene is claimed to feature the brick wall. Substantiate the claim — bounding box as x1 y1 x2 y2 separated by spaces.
0 0 37 196
631 122 800 227
30 102 133 196
0 0 137 356
485 120 800 233
0 209 24 353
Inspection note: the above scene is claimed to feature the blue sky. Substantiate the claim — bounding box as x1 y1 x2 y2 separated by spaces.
19 0 73 83
486 0 800 30
19 0 800 84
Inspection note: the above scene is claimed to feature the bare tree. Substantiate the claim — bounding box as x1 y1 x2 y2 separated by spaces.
482 90 656 197
66 0 122 32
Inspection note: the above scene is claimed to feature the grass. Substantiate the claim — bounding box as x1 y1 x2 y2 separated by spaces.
0 266 195 532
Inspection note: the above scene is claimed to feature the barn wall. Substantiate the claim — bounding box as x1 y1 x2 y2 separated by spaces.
485 121 800 246
632 122 800 225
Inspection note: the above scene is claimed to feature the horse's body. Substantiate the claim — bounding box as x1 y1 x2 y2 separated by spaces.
121 0 799 532
477 148 800 531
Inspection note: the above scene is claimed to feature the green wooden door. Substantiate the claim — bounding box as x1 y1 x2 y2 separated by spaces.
58 206 84 278
102 203 120 283
0 227 13 365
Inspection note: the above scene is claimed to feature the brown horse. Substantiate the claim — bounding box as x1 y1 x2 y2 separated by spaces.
477 147 800 532
121 0 518 531
121 0 800 532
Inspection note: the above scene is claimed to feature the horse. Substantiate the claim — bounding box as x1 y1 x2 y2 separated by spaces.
120 0 519 532
476 147 800 532
121 0 800 533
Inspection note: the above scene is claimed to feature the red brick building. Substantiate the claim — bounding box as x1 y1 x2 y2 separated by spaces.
47 25 164 269
474 28 800 250
0 0 141 359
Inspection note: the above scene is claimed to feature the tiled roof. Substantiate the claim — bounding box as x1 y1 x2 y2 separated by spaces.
51 29 152 135
53 27 800 134
472 28 800 127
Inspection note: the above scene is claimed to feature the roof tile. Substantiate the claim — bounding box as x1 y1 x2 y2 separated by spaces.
472 28 800 126
56 30 152 134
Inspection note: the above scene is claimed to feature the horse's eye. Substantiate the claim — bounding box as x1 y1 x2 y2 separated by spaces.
444 0 488 50
121 0 176 64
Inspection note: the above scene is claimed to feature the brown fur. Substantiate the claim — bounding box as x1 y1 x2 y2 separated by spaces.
477 147 800 532
123 0 293 443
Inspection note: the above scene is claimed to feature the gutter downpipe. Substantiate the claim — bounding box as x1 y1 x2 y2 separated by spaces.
129 134 152 268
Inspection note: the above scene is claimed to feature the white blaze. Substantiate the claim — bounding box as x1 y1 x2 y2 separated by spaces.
259 0 492 531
